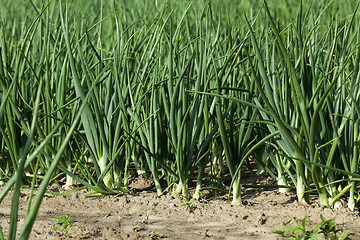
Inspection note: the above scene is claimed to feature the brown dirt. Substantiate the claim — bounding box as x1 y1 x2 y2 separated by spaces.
1 175 360 240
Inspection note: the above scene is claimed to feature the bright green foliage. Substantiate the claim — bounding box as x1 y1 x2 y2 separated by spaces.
274 214 353 240
132 224 141 233
1 0 360 238
50 215 76 237
180 198 196 212
149 231 164 239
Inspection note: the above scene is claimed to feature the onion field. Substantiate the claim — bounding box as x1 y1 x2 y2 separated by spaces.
1 0 360 238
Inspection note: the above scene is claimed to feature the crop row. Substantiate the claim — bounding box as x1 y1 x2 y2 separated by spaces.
1 1 360 238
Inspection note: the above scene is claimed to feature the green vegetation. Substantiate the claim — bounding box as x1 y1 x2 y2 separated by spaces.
149 231 164 239
274 214 353 240
50 215 77 237
1 0 360 238
180 198 196 212
132 224 141 233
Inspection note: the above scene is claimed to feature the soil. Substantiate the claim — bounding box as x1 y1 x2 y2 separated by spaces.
1 174 360 240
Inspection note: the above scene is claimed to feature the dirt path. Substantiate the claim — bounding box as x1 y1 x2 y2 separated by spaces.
1 178 360 239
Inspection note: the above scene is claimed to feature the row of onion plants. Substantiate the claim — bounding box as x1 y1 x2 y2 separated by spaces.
1 0 360 238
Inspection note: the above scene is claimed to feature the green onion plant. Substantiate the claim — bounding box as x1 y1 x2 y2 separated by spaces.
1 0 360 238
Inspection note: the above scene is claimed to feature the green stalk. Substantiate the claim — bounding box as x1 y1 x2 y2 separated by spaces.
348 118 358 211
8 78 43 240
19 83 95 240
245 16 309 203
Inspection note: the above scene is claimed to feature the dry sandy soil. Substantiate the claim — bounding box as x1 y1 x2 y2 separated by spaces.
1 175 360 240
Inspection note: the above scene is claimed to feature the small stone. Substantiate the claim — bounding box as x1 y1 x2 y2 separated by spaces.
256 213 267 225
